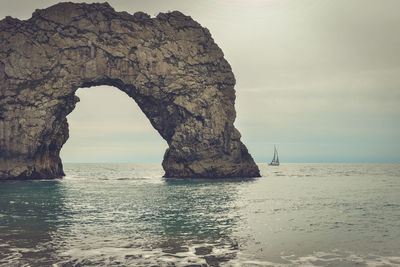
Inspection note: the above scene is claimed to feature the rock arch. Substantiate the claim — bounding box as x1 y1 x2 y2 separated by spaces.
0 2 260 179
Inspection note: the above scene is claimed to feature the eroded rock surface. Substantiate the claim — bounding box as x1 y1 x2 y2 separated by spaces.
0 2 260 179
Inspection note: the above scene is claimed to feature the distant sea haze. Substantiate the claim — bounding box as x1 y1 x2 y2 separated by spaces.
0 163 399 266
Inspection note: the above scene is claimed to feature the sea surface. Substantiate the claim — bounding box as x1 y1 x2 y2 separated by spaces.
0 163 400 266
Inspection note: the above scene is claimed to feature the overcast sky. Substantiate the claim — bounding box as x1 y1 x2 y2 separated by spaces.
2 0 399 163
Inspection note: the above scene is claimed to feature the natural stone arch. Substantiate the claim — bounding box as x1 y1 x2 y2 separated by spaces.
0 2 260 179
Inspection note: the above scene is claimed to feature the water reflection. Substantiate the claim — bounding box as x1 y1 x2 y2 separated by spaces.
0 180 69 266
12 165 253 266
0 168 254 266
156 179 244 248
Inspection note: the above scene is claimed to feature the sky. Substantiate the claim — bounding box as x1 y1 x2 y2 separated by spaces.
1 0 399 163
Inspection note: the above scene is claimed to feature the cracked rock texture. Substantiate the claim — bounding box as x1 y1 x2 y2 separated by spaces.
0 2 260 179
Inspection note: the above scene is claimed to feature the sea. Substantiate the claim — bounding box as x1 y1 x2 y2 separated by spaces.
0 163 399 266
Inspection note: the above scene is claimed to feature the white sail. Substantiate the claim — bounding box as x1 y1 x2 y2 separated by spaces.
269 145 280 166
271 147 276 163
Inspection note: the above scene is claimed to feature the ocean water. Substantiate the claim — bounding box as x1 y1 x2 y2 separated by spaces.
0 163 399 266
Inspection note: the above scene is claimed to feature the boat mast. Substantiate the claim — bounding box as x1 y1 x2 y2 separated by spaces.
271 145 277 163
276 147 279 164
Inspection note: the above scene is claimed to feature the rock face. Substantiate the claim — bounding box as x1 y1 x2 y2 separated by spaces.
0 2 260 179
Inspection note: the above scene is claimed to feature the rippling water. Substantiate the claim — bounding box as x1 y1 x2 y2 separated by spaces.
1 163 400 266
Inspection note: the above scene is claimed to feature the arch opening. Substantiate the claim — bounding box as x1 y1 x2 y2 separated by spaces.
60 85 168 164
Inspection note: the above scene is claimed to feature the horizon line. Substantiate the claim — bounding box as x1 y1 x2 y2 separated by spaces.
62 161 400 164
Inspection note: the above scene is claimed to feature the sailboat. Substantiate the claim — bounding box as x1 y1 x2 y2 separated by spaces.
269 145 280 166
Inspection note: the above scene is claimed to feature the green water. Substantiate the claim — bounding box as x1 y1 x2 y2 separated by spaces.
1 163 400 266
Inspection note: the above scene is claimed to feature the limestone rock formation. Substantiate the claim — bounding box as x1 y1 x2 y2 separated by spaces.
0 2 260 179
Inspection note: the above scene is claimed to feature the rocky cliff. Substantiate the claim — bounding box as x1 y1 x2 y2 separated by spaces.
0 2 260 179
